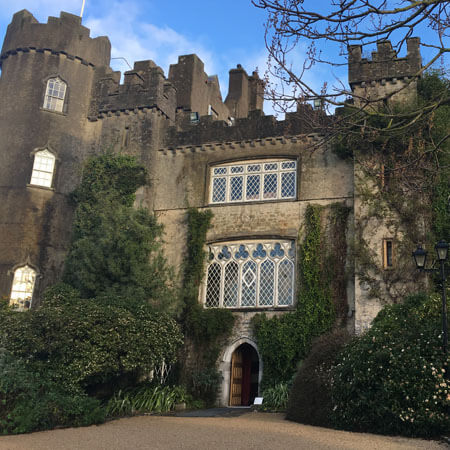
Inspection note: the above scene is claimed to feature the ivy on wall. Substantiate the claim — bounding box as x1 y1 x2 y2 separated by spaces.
252 203 350 388
181 208 235 402
334 71 450 300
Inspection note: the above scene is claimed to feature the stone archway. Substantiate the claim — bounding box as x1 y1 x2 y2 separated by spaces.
219 337 262 407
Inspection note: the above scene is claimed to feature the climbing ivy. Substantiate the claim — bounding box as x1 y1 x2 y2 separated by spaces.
333 71 450 299
252 203 349 388
181 208 235 402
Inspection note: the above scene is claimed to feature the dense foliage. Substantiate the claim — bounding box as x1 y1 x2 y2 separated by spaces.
331 293 449 437
253 204 349 388
181 208 234 403
0 155 183 434
0 349 105 435
0 286 182 393
286 329 350 427
63 154 175 308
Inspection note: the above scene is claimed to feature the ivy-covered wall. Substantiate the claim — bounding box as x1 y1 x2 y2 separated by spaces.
252 203 351 388
338 72 450 332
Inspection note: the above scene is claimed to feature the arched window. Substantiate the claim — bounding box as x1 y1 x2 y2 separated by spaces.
210 159 297 204
10 265 36 311
205 240 295 308
30 149 56 188
43 78 66 112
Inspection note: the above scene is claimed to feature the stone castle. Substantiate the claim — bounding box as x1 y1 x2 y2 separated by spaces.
0 10 423 406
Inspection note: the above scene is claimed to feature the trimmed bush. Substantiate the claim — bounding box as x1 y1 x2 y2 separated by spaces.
286 329 350 426
331 293 449 437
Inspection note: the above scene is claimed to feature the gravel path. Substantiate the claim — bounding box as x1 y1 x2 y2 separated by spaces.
0 412 446 450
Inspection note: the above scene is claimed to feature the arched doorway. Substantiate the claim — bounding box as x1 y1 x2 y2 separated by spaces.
229 343 259 406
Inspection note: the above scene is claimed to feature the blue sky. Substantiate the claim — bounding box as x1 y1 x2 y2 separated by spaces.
0 1 446 116
0 1 274 106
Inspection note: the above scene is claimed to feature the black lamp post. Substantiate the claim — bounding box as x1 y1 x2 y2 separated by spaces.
412 240 448 354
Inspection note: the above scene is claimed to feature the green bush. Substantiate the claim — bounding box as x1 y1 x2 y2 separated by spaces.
331 293 449 437
286 328 350 426
261 382 290 411
0 350 105 434
0 289 183 395
189 368 223 406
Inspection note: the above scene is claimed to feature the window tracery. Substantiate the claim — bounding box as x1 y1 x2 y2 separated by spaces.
205 240 295 308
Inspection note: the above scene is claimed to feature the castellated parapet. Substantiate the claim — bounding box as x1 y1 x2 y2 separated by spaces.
90 60 177 121
348 38 421 106
1 10 111 67
348 38 421 86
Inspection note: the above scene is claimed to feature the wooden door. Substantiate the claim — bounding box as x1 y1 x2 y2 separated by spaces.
229 349 243 406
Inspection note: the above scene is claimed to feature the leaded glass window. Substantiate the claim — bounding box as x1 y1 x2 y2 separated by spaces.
43 78 66 112
10 265 36 311
210 159 297 204
204 240 295 308
30 149 55 188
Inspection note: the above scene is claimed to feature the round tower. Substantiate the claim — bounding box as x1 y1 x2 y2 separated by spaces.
0 10 111 308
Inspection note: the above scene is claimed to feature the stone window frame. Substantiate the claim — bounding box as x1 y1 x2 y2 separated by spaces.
41 76 68 114
9 263 38 311
208 158 298 205
203 238 296 310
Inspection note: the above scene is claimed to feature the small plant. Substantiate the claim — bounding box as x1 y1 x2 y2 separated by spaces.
261 383 290 411
105 385 189 417
189 368 223 406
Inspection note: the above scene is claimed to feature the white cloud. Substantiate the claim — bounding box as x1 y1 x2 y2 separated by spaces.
0 0 81 22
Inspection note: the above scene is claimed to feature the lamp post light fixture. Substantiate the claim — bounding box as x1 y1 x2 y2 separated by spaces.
412 240 448 355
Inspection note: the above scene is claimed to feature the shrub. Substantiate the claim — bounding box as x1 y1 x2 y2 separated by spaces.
0 289 183 395
0 350 104 434
286 328 350 426
261 382 290 411
189 368 223 406
331 293 449 437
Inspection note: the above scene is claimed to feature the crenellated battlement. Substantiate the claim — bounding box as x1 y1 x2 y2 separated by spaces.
348 38 421 87
0 10 110 68
90 60 177 121
164 103 327 148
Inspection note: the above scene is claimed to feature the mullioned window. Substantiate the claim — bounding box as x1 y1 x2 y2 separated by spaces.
210 159 297 204
204 240 295 308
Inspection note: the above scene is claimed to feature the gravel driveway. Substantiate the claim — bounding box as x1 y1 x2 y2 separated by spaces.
0 412 446 450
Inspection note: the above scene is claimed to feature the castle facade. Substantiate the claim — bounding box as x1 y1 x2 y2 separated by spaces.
0 10 422 406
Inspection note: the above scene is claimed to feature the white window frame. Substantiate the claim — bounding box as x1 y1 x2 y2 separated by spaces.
43 77 67 112
209 159 297 204
10 265 36 311
204 240 295 309
30 149 56 188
